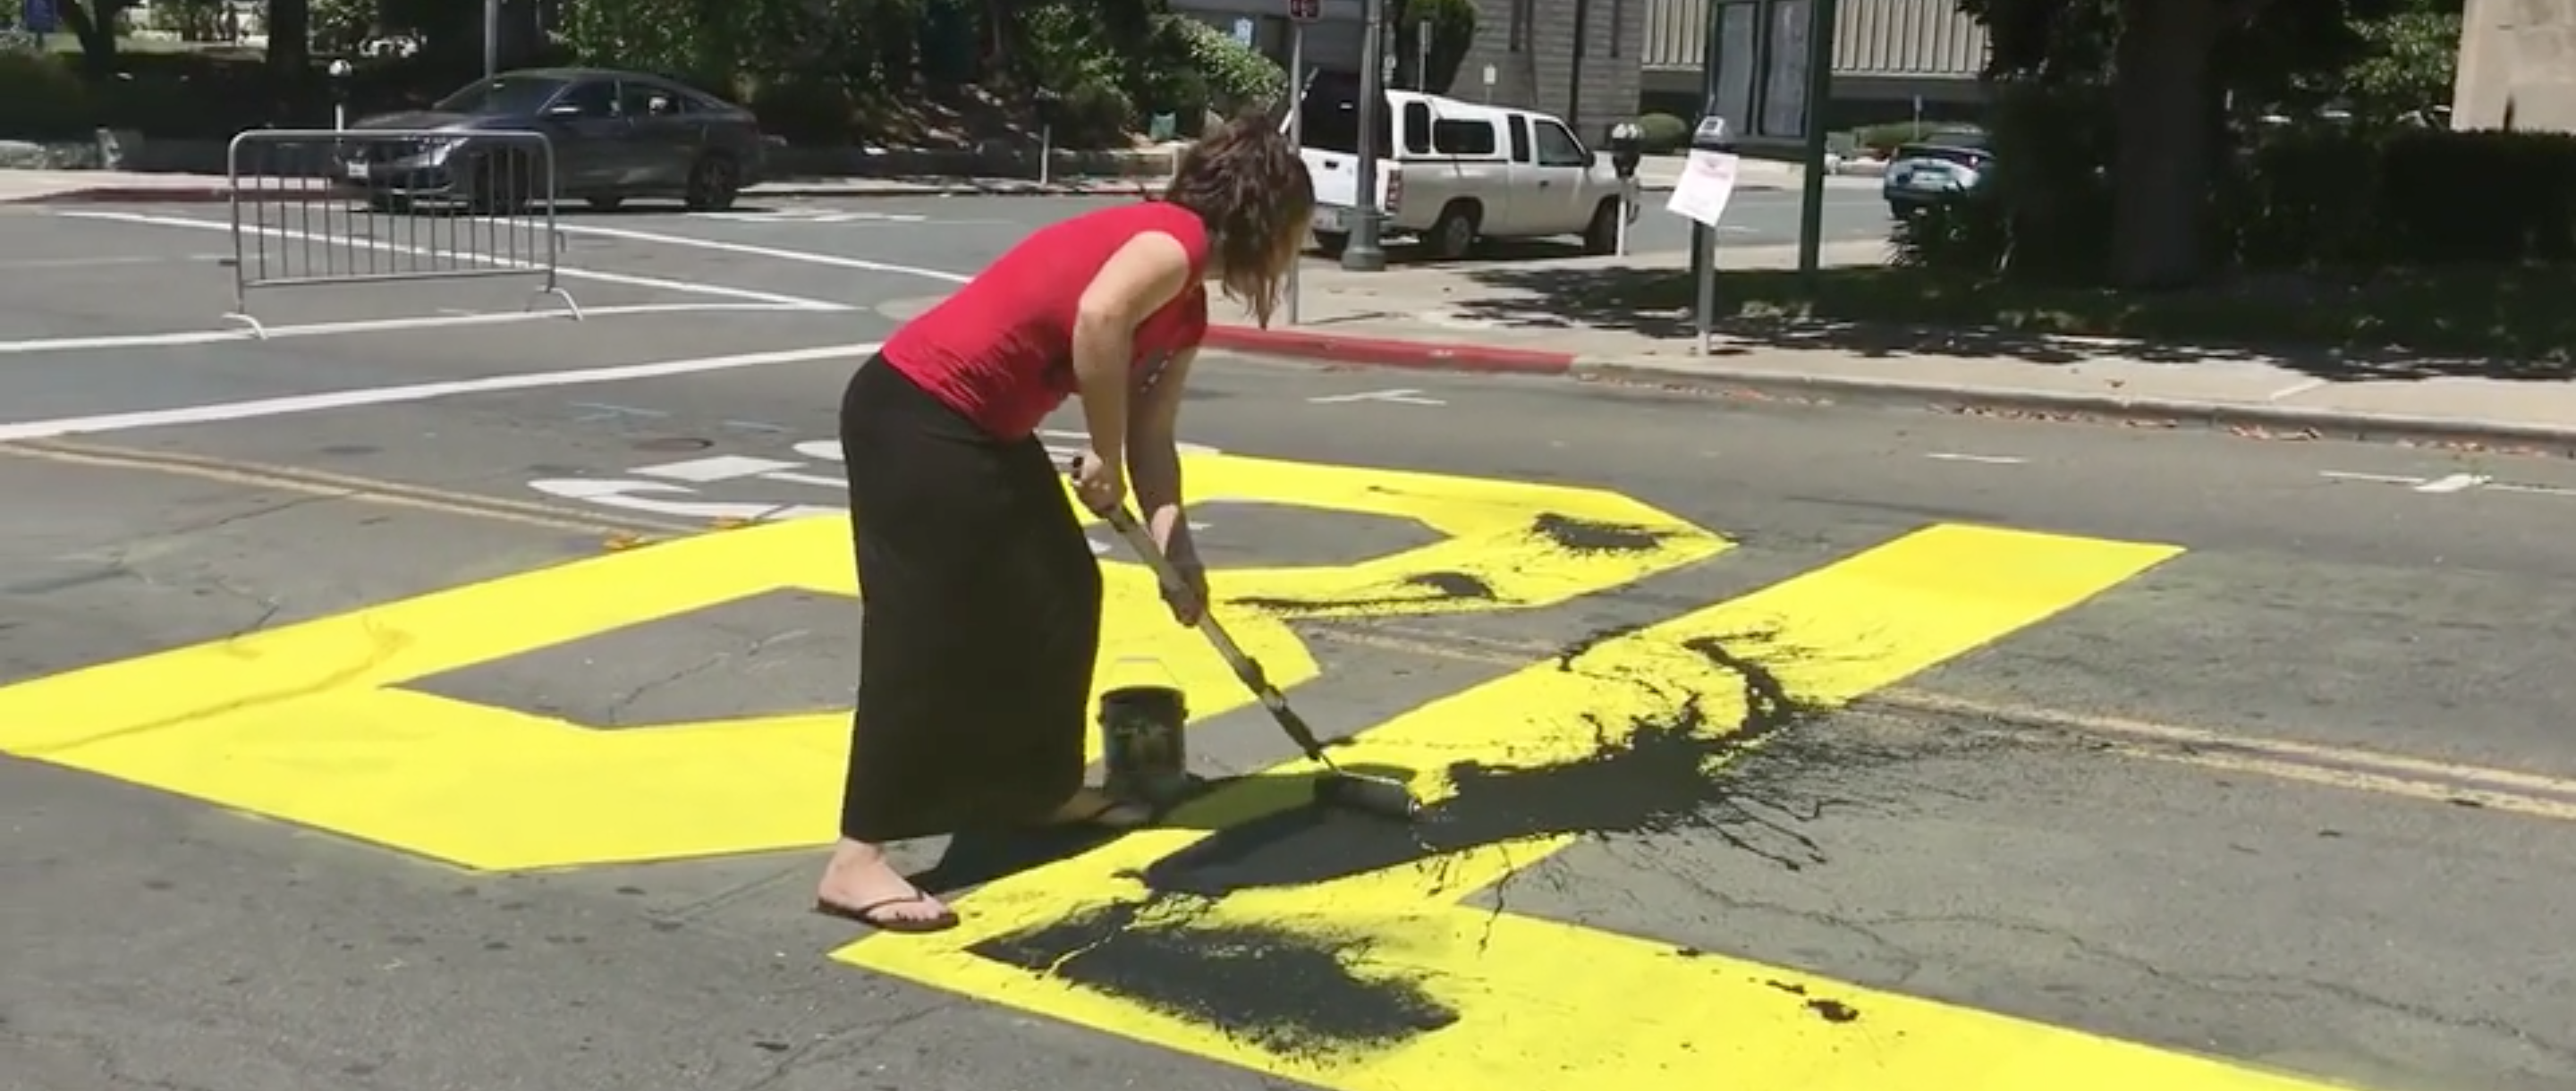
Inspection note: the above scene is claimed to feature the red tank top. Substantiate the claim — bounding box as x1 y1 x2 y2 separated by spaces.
884 201 1212 440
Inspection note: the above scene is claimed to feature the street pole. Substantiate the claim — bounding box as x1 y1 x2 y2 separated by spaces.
1287 21 1305 323
1795 0 1839 275
483 0 500 78
1343 0 1389 272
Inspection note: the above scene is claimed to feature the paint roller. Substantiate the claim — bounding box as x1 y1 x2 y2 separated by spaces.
1073 461 1422 822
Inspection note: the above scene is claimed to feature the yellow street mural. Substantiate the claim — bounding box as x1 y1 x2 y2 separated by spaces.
0 452 1722 870
0 447 2360 1089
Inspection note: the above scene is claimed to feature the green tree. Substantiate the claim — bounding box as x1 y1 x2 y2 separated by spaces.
1962 0 2421 288
1391 0 1476 94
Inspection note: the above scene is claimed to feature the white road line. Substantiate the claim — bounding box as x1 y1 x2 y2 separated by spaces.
0 303 806 356
2486 482 2576 497
2318 469 2426 486
1309 388 1446 406
0 342 881 443
763 470 847 488
549 222 971 284
1925 452 2026 465
2414 472 2492 494
632 455 805 483
55 210 852 312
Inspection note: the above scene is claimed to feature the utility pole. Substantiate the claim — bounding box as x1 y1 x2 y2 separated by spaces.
483 0 500 77
1343 0 1390 272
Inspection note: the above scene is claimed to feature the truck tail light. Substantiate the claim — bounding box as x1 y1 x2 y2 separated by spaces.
1385 163 1404 215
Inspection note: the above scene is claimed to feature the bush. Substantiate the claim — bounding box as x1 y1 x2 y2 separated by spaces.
1635 112 1687 154
0 51 97 140
749 80 856 146
2221 127 2576 269
1166 15 1285 116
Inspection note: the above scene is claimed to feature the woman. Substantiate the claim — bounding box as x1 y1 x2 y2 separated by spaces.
818 114 1318 933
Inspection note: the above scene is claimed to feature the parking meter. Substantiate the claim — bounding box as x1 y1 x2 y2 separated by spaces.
1032 88 1063 186
1686 112 1734 353
327 59 353 131
1606 122 1644 256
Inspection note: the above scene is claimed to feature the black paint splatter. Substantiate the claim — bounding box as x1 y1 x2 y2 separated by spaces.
1805 998 1861 1023
1134 630 1833 901
1235 571 1499 617
1531 512 1669 554
967 895 1459 1058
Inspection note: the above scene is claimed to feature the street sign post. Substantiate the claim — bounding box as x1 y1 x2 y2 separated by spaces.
1286 1 1309 321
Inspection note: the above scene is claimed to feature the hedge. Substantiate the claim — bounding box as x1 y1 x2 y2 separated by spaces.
1896 109 2576 277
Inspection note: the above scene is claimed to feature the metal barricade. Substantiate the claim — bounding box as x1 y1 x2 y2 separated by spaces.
222 128 583 335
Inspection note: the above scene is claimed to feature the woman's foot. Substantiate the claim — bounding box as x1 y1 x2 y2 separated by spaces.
1046 786 1155 830
814 839 956 934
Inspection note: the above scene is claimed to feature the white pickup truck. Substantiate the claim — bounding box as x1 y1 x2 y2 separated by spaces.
1290 75 1629 260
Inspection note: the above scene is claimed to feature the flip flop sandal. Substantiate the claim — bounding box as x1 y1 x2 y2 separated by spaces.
1052 792 1155 830
814 893 960 935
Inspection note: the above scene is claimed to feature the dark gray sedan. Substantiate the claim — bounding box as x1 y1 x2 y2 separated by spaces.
341 67 767 213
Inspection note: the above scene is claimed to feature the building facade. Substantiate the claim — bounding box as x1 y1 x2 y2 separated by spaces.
1173 0 1987 143
2452 0 2576 131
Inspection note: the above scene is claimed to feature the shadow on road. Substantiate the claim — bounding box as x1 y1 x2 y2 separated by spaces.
1445 262 2576 381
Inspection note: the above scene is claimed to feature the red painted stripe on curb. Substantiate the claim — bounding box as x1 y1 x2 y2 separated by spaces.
1204 325 1576 374
4 187 231 205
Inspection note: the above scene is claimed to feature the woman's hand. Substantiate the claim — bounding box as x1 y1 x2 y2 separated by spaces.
1071 449 1127 517
1160 531 1209 627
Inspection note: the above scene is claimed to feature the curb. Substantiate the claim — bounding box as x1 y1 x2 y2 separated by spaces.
2 186 230 204
1209 325 2576 452
1572 360 2576 451
1205 324 1577 374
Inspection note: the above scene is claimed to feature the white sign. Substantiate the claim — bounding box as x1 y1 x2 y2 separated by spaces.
1232 17 1255 45
1665 150 1740 227
1482 64 1496 87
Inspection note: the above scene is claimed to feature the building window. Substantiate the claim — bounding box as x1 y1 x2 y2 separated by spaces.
1508 0 1530 52
1608 0 1624 57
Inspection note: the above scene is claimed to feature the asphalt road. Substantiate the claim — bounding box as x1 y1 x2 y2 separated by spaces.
3 199 2572 1091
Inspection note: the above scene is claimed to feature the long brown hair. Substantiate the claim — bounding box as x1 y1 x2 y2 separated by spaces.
1162 111 1315 328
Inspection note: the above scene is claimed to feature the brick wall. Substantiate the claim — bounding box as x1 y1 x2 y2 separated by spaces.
1453 0 1648 144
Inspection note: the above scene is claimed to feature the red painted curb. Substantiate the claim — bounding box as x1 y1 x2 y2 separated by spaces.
1204 324 1577 375
4 187 230 204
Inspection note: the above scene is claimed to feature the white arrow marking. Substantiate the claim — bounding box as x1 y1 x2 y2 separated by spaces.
632 455 804 483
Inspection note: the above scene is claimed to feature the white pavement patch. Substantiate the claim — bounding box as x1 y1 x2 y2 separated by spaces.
549 222 971 285
0 302 809 357
0 342 883 443
55 210 853 312
691 208 931 224
538 429 1222 553
1925 452 2027 465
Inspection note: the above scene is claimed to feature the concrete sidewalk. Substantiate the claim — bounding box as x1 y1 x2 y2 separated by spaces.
1203 246 2576 449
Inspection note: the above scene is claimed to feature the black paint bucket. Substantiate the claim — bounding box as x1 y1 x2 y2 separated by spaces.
1099 682 1191 810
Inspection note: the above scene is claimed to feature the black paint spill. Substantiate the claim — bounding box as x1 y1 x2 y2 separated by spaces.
1235 570 1499 617
1137 630 1835 901
1404 570 1496 598
1805 998 1861 1023
1531 512 1669 554
968 895 1460 1058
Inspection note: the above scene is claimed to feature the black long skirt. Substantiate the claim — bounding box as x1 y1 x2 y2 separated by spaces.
835 355 1104 843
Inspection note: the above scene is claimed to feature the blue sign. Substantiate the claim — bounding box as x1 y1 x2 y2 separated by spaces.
22 0 57 34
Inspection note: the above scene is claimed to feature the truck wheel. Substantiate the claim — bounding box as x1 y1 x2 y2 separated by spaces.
1582 199 1621 254
1312 230 1349 257
1425 201 1479 260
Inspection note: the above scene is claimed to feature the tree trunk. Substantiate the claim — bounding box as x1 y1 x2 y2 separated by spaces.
2107 0 2219 289
60 0 125 77
267 0 310 78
